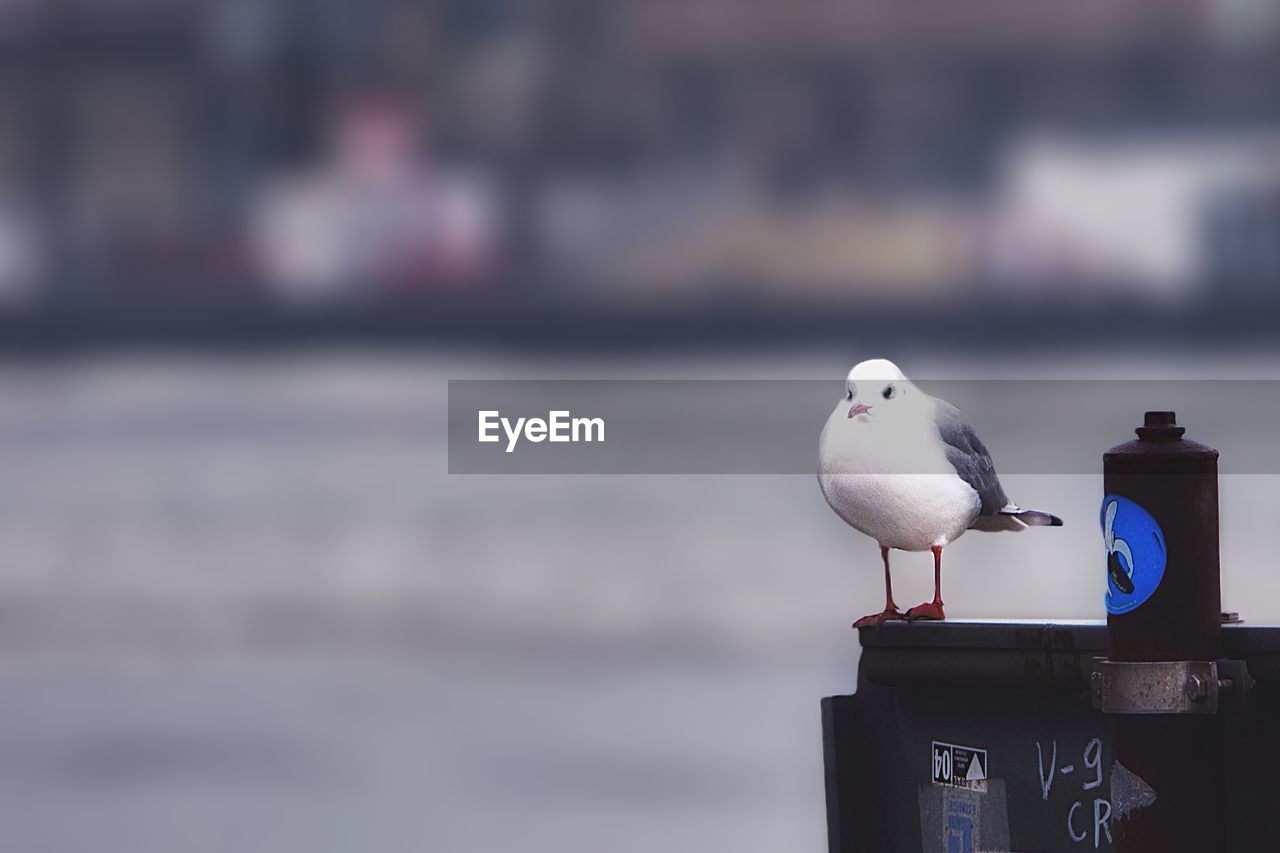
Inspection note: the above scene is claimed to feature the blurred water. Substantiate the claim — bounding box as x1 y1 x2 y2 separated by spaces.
0 654 834 853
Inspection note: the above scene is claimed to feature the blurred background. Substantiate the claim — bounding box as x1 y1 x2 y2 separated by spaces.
3 1 1280 851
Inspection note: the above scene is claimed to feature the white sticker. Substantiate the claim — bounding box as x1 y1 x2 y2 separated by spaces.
932 740 988 793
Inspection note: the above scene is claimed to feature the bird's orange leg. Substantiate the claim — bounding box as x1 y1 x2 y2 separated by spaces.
853 546 907 629
906 545 946 621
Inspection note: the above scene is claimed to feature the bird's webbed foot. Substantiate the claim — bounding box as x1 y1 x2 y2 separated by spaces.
852 607 907 629
905 601 946 621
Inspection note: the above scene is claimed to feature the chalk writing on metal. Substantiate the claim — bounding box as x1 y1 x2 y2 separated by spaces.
1035 736 1113 848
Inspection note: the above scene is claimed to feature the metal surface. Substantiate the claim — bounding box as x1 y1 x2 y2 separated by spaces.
1104 411 1223 852
822 620 1280 852
858 619 1280 655
855 620 1280 689
1090 660 1220 714
1103 411 1221 662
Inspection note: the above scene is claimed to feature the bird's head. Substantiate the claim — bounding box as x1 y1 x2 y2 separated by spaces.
841 359 916 422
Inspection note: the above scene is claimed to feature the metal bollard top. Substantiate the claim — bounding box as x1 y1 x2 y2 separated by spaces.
1135 410 1185 441
1105 410 1217 471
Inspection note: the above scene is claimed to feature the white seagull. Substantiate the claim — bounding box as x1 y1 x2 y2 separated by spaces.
818 358 1062 628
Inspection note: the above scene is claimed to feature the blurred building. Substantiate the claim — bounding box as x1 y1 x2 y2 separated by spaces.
251 92 498 301
0 0 1275 334
990 133 1280 303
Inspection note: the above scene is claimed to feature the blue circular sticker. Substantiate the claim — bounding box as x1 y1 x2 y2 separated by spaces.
1101 495 1167 614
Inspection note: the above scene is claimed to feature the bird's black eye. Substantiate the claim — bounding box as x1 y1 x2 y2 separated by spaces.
882 384 895 399
845 388 853 400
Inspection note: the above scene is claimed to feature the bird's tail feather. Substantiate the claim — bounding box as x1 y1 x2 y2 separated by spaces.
1001 508 1063 527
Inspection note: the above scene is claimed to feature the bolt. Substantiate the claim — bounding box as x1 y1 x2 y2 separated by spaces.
1184 673 1210 702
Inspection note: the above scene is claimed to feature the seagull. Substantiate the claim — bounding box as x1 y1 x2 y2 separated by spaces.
818 358 1062 628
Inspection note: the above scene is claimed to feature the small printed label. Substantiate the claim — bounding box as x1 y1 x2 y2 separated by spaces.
1101 495 1167 615
932 741 988 793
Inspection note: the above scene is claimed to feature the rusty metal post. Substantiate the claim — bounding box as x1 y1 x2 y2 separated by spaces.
1101 411 1223 852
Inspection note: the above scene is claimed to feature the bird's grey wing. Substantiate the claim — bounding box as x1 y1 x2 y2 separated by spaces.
933 399 1010 517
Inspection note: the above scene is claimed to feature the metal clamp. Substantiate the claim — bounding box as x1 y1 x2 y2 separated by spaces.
1090 658 1253 715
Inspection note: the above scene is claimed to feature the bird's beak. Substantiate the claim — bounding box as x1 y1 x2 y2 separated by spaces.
848 402 872 418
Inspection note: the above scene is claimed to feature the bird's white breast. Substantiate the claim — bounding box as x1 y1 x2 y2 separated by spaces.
818 399 980 551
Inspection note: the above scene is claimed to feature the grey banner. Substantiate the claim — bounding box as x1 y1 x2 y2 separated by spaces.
448 379 1280 474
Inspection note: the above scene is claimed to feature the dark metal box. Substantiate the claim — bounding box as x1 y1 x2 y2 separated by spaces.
822 620 1280 852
